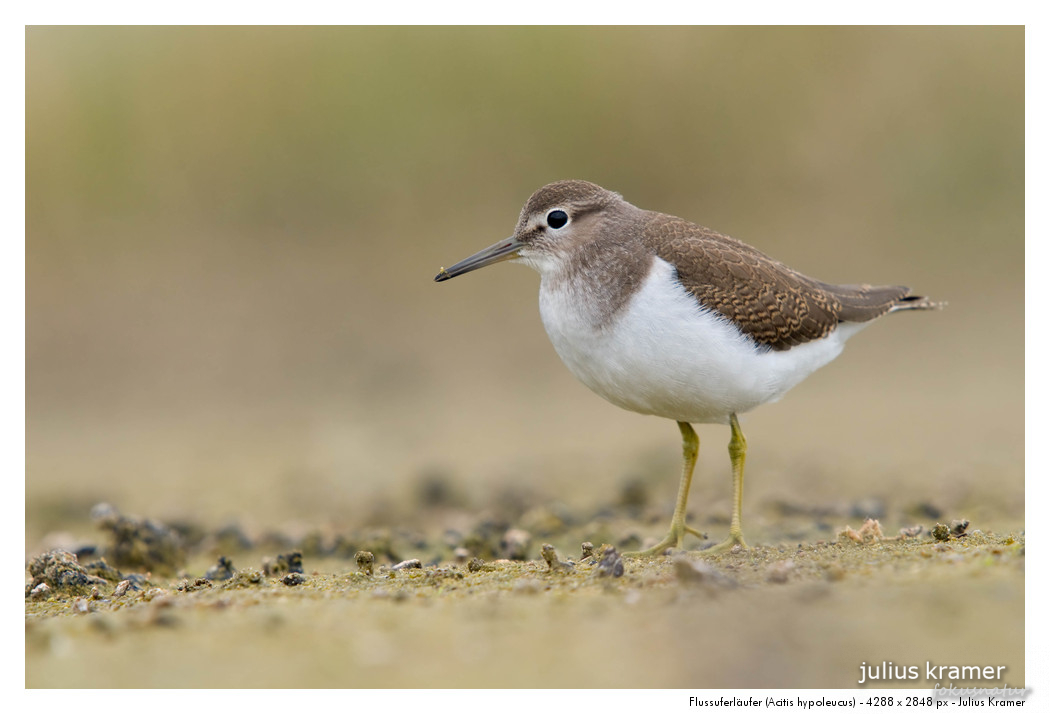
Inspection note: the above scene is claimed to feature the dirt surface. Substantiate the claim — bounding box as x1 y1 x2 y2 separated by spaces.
25 501 1024 689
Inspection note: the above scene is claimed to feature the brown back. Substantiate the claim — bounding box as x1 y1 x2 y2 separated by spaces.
641 213 913 351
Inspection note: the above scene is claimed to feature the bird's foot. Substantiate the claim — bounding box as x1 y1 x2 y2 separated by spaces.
623 523 706 558
700 531 749 556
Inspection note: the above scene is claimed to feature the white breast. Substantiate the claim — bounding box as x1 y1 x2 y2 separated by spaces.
538 257 865 424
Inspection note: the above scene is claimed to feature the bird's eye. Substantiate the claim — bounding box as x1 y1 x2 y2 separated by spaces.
546 210 569 229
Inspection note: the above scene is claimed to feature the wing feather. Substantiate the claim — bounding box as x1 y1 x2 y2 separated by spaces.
641 214 913 351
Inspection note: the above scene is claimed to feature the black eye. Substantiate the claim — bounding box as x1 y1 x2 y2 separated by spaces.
546 210 569 229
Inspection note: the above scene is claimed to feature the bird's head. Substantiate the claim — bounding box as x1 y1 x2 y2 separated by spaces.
434 180 628 282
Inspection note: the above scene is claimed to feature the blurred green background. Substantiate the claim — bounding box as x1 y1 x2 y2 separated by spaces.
27 26 1023 548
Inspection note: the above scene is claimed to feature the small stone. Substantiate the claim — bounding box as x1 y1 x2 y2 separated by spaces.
124 573 149 589
113 580 131 598
71 597 92 614
595 547 625 578
281 573 305 586
580 542 595 559
540 544 572 573
392 559 422 571
26 549 109 597
82 558 124 583
176 578 213 592
453 547 470 564
222 570 265 588
204 556 236 581
90 586 101 600
467 557 494 573
29 582 51 601
355 551 375 576
263 552 304 576
280 551 303 573
931 524 952 542
838 518 884 545
91 503 186 575
899 525 924 539
949 519 970 537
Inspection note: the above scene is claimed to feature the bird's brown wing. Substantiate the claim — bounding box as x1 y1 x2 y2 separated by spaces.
642 214 911 351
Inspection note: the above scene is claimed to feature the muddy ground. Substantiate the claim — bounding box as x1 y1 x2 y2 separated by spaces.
25 494 1024 689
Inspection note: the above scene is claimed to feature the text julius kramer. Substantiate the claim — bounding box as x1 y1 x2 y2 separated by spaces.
860 662 1007 685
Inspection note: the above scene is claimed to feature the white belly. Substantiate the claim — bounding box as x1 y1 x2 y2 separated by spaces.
538 257 864 424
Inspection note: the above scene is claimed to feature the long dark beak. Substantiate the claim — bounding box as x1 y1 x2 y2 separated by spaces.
434 237 523 282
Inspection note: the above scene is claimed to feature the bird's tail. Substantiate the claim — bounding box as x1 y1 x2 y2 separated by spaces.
889 294 946 312
821 283 944 322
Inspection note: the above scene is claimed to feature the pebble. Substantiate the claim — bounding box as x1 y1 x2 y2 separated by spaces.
931 524 952 542
205 556 236 581
355 551 375 576
540 544 573 573
392 559 422 571
467 558 494 573
595 547 625 578
899 525 924 539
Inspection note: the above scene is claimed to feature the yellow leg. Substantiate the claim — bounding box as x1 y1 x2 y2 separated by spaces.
624 422 703 557
703 413 750 554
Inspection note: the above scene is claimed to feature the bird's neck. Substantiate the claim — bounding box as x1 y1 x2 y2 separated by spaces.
538 245 654 331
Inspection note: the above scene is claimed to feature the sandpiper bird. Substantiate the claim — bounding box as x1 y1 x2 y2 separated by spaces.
435 180 939 556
